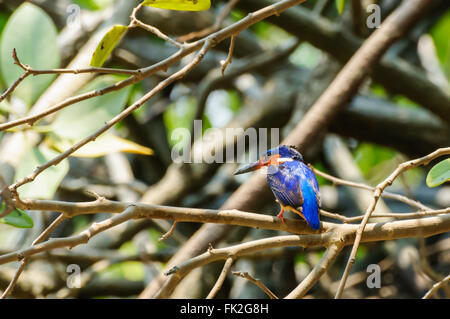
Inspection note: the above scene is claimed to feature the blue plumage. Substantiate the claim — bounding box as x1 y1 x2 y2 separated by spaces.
234 145 321 229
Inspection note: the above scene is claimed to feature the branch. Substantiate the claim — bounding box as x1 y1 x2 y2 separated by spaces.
206 256 234 299
335 147 450 298
310 166 431 211
220 33 238 75
0 196 447 267
0 48 142 119
129 3 183 48
158 221 178 242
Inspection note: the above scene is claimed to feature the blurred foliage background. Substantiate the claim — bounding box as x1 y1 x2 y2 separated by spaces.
0 0 449 299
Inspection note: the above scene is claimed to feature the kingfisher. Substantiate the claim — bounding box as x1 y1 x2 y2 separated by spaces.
234 145 321 229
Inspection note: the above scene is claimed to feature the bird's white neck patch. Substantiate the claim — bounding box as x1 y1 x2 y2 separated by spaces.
277 157 294 163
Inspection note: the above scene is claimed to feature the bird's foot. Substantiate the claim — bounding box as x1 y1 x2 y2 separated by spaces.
277 208 285 223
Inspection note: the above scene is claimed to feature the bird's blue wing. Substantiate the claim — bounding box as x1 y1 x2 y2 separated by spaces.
267 165 303 209
303 163 320 206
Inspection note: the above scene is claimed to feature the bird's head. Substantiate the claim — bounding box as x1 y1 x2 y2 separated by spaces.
234 145 303 175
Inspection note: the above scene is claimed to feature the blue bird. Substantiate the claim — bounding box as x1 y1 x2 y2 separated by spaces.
234 145 321 229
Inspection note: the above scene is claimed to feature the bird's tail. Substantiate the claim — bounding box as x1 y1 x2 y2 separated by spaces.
301 180 320 229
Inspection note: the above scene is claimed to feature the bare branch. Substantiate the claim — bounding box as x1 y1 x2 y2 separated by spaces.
129 3 183 48
206 257 234 299
159 221 179 242
0 49 141 108
1 197 448 268
220 34 238 75
310 166 431 211
423 275 450 299
232 271 279 299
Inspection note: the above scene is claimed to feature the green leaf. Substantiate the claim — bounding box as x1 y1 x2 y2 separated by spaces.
426 158 450 188
142 0 211 11
50 75 132 141
0 3 60 106
335 0 345 14
73 0 115 11
90 24 128 67
100 261 145 281
52 133 153 158
0 11 8 36
164 96 203 147
429 11 450 79
14 145 69 199
354 143 396 177
0 203 34 228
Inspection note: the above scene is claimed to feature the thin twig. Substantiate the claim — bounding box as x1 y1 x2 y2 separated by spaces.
159 220 178 242
422 275 450 299
232 271 278 299
206 256 234 299
0 67 30 103
0 49 139 106
129 3 183 48
310 166 431 211
221 34 238 75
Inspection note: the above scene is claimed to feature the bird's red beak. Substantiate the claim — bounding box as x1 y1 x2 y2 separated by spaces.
234 154 280 175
